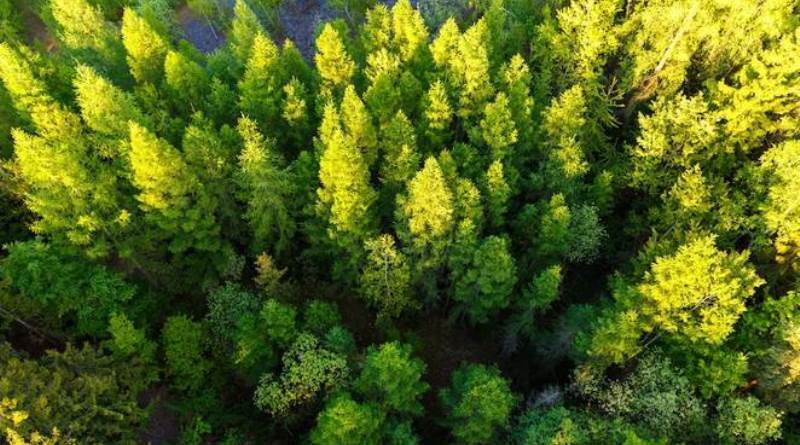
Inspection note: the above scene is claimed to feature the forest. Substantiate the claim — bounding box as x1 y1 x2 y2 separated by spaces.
0 0 799 443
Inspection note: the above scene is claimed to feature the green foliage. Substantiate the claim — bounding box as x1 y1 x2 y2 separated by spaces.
121 7 169 84
303 300 342 336
310 393 385 445
355 341 429 414
316 24 356 90
1 1 799 443
238 32 282 131
206 282 262 353
440 364 516 444
452 235 517 324
759 140 800 273
74 64 145 137
129 122 221 254
162 315 210 393
1 240 136 336
715 396 783 445
513 406 587 445
236 116 295 255
230 0 263 63
577 352 706 441
637 236 763 345
360 234 416 319
254 333 349 417
233 298 297 375
0 342 150 445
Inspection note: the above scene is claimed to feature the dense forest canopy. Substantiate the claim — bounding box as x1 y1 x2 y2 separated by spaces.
0 0 799 443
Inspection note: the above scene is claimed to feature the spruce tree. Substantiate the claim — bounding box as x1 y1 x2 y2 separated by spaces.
238 32 283 132
237 116 295 256
121 7 169 84
74 64 146 137
315 24 356 91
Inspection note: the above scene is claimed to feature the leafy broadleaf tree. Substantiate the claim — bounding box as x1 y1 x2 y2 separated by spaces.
310 393 385 445
440 364 517 445
354 341 429 415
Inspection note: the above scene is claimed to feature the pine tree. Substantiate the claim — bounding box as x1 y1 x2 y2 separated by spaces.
341 85 378 167
379 110 420 188
714 28 800 152
440 364 517 445
483 159 510 228
0 43 79 139
759 140 800 273
360 4 391 55
450 18 493 120
73 64 146 137
421 79 453 148
316 24 356 91
390 0 428 63
238 32 283 132
310 393 384 445
230 0 263 64
316 127 378 268
360 234 416 319
500 54 534 149
49 0 121 65
121 7 169 84
128 122 220 253
480 92 517 160
164 50 209 113
162 315 210 393
355 341 429 414
397 157 455 260
237 116 295 256
430 18 459 70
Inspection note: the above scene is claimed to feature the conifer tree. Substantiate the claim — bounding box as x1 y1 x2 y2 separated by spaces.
310 393 384 445
440 364 516 445
0 43 77 138
379 110 420 189
759 140 800 273
355 341 429 414
237 116 295 256
230 0 263 64
360 4 392 55
164 50 209 112
128 122 220 254
482 159 510 228
714 28 800 152
121 7 169 84
238 32 283 132
397 157 455 266
316 128 378 269
162 315 210 393
421 79 453 147
480 92 517 160
73 64 146 137
281 77 311 148
49 0 121 66
450 18 493 120
341 85 378 167
360 234 416 319
316 24 356 91
430 18 459 70
500 54 534 149
390 0 428 63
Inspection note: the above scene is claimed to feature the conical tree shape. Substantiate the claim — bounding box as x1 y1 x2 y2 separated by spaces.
122 7 169 84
